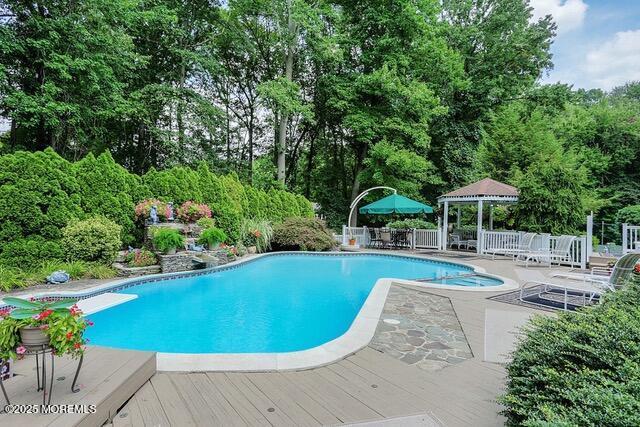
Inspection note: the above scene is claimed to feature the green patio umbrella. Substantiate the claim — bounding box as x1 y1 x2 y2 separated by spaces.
359 193 433 214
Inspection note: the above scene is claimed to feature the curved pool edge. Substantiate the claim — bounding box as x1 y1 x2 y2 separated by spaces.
0 251 519 372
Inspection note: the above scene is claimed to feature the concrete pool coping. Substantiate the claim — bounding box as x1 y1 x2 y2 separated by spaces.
0 251 519 372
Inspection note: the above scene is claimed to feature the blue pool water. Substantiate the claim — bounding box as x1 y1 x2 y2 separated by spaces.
86 254 496 353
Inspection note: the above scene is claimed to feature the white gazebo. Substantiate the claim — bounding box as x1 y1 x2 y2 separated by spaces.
437 178 519 253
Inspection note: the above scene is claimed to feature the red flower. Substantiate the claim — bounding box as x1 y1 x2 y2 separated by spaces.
87 320 94 326
73 343 81 349
253 230 262 238
0 309 11 317
37 309 53 320
634 264 640 275
66 331 74 341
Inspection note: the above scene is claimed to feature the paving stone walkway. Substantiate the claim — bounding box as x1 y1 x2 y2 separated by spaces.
369 285 473 371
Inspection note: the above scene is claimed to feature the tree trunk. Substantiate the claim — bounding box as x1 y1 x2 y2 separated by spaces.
276 0 296 185
248 108 254 184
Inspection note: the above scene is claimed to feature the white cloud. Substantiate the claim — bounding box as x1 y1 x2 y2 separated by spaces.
530 0 588 33
585 30 640 90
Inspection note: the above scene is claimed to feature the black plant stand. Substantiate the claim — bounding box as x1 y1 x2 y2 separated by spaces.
0 344 83 407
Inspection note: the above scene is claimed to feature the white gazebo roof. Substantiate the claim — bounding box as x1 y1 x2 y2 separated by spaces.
437 178 519 204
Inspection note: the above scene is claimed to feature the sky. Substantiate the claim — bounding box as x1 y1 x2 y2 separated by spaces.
532 0 640 90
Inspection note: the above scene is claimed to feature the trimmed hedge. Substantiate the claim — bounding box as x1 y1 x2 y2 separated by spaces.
62 216 123 264
272 218 336 251
0 149 314 267
501 277 640 426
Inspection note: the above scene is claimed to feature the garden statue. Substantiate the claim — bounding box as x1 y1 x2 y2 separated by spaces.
167 202 175 221
150 205 159 224
47 270 70 284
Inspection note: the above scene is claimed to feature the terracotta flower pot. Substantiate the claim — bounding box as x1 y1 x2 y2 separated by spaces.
348 238 356 246
19 326 50 347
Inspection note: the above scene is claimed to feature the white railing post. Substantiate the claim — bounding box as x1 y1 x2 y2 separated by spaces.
342 225 347 245
580 236 587 269
411 228 416 250
363 226 368 247
586 213 593 259
622 223 629 254
437 217 442 250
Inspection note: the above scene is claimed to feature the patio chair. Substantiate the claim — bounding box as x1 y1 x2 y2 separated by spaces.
518 235 576 267
392 229 409 249
486 233 536 260
449 234 467 250
520 252 640 310
368 228 382 248
380 229 392 249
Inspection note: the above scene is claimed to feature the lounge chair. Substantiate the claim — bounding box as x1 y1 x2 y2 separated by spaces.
518 235 576 267
486 232 536 260
380 229 392 249
552 252 640 290
520 252 640 310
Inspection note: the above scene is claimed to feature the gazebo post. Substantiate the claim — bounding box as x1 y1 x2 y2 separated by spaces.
489 204 494 230
456 207 461 229
476 199 483 254
442 201 449 251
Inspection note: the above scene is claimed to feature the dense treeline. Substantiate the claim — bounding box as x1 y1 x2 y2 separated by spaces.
0 149 313 267
0 0 639 230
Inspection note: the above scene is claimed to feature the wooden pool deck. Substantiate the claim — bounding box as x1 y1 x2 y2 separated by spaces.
0 346 155 427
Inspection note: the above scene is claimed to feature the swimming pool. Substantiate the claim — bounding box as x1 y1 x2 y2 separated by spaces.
86 253 499 354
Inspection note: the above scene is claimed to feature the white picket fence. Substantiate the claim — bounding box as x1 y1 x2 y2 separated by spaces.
622 223 640 254
340 226 440 249
479 230 587 268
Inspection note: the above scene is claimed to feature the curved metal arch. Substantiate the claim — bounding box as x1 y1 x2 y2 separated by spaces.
347 186 397 231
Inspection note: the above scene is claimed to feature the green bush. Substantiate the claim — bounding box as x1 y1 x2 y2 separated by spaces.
197 227 228 249
62 216 122 264
0 150 314 268
0 149 83 243
272 218 336 251
616 205 640 225
386 219 436 229
74 152 146 246
0 237 64 268
196 217 216 230
124 249 157 267
152 228 185 253
501 277 640 426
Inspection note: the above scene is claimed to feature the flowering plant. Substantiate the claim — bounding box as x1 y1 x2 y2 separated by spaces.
124 248 157 267
240 219 273 253
0 297 92 361
176 201 212 223
135 199 172 222
634 263 640 275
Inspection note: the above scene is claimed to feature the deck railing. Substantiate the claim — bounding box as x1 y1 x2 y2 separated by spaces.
340 226 440 249
622 224 640 254
480 230 587 268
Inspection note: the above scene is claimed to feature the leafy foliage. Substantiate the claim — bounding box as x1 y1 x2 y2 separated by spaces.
197 228 228 249
62 216 123 264
386 219 436 230
502 278 640 426
124 249 157 267
616 205 640 226
152 228 185 253
240 219 274 253
272 218 336 252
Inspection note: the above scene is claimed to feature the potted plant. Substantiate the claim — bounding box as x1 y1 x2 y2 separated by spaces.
0 297 92 361
152 228 185 255
197 227 227 250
